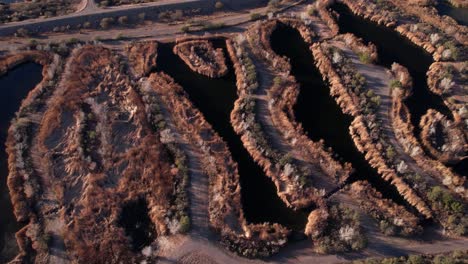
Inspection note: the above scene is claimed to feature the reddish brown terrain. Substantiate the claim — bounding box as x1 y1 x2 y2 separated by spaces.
0 0 467 263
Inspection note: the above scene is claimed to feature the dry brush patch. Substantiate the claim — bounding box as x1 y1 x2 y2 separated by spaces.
3 50 62 263
7 45 187 263
0 0 82 24
420 109 466 164
125 41 159 78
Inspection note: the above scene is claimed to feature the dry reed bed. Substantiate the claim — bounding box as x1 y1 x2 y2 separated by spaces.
173 40 228 78
2 50 60 263
6 45 186 263
419 109 466 164
125 41 159 78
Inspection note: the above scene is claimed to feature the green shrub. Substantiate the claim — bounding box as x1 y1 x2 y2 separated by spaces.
250 13 262 20
215 1 224 9
181 25 190 33
179 215 190 233
100 17 114 29
358 52 372 64
390 79 402 88
118 16 128 25
407 255 425 264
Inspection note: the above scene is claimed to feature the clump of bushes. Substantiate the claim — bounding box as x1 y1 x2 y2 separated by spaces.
0 0 80 24
315 204 367 253
427 186 467 236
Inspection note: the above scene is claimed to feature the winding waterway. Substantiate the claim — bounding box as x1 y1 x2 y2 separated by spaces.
331 3 452 130
156 41 308 232
270 24 412 210
0 62 43 262
436 1 468 26
331 3 466 176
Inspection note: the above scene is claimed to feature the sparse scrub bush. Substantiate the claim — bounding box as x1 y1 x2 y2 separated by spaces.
100 17 115 29
250 13 263 21
118 16 129 25
215 1 224 9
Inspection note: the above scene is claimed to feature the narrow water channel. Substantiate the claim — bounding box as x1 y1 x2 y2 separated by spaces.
156 41 308 231
436 1 468 26
331 3 452 135
0 62 43 262
270 24 411 209
331 3 465 176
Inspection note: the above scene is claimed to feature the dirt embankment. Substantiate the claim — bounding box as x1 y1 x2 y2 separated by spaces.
173 39 228 78
145 71 290 258
6 45 188 263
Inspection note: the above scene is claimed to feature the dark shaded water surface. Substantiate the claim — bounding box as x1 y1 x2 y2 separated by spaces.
436 1 468 26
270 24 411 209
0 62 43 262
330 3 466 176
118 198 156 251
156 41 308 231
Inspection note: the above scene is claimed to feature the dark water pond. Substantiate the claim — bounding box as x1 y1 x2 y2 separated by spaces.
156 41 308 231
118 198 156 251
436 1 468 26
331 3 465 176
0 62 43 262
270 24 411 209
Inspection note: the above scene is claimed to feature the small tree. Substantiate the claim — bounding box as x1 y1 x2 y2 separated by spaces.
215 1 224 9
250 13 262 21
138 12 146 22
180 25 190 33
268 0 280 8
16 28 30 37
179 215 190 233
100 17 114 29
118 16 128 25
